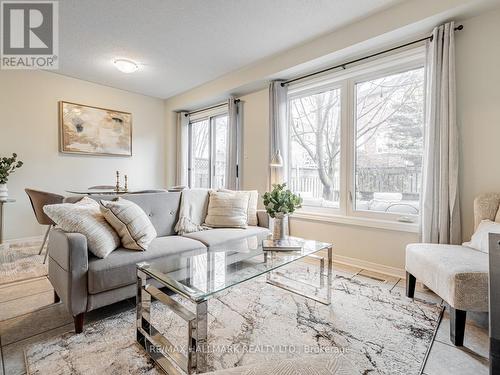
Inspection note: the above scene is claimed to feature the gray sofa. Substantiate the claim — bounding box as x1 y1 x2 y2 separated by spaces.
47 192 270 333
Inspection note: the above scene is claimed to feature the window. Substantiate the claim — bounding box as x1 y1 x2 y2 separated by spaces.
289 88 341 209
354 68 424 216
188 112 228 189
287 49 425 223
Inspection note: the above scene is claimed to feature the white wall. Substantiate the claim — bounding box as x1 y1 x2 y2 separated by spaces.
0 70 165 240
456 9 500 239
239 89 269 195
164 0 491 184
164 6 500 272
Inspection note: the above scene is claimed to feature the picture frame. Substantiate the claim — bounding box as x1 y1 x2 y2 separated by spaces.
59 101 132 156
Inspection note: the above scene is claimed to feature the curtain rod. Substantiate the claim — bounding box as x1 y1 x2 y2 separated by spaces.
281 24 463 87
184 99 240 117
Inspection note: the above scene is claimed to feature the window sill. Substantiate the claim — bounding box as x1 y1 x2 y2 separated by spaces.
290 211 420 233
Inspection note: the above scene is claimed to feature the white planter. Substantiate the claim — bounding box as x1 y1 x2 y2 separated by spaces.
0 184 7 198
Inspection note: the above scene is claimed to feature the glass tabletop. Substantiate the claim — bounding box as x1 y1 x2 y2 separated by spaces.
137 235 331 302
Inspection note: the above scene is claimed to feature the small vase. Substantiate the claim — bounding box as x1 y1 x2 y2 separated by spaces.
0 184 7 198
272 215 287 240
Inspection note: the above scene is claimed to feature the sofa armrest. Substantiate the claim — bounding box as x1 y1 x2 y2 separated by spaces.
256 210 269 228
48 229 89 316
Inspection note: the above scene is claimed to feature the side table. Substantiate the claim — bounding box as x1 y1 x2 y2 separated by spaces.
0 198 16 245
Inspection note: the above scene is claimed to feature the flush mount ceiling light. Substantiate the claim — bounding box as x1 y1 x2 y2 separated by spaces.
113 58 139 73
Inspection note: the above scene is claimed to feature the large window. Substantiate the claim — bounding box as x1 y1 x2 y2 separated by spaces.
354 68 424 215
189 113 228 189
289 88 341 209
287 49 425 223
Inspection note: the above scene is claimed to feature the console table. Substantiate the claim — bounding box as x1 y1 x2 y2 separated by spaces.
489 233 500 375
0 198 15 245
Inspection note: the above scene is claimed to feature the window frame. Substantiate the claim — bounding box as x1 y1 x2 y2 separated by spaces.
287 82 344 216
286 47 426 228
187 107 229 189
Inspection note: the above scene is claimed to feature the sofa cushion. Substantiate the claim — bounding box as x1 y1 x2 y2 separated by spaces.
100 197 157 251
44 197 120 258
220 189 259 226
88 236 206 294
405 243 489 311
183 226 270 248
65 192 181 237
204 190 250 228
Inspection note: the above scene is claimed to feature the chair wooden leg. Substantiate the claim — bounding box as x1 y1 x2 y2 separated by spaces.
42 225 53 264
54 290 60 303
406 272 416 298
38 225 51 255
450 307 466 346
74 313 85 334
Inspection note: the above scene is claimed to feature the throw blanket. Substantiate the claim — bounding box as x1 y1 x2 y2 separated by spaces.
174 188 211 235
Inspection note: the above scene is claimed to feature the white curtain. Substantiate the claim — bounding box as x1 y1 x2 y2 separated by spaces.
269 80 288 187
421 22 461 244
226 97 242 190
175 111 189 187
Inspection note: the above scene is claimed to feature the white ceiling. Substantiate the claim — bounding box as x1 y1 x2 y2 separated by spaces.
58 0 402 99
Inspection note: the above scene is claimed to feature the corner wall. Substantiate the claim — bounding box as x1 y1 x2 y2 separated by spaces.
0 70 165 240
164 7 500 272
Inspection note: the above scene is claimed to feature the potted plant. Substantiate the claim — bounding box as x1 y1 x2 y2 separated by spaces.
262 183 302 240
0 153 23 198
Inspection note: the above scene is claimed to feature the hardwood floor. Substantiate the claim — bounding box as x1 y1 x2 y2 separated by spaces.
0 263 489 375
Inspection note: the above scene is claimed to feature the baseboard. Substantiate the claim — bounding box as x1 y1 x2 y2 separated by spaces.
333 254 406 279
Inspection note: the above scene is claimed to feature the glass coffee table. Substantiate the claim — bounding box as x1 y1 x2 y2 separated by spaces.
136 235 333 374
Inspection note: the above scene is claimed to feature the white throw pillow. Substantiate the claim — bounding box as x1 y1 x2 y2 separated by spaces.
43 197 120 258
219 189 259 226
204 190 249 228
463 219 500 253
100 198 157 251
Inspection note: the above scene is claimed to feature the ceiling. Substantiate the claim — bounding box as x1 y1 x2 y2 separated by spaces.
58 0 402 99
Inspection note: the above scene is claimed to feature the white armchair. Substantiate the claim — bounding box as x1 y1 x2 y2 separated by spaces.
405 193 498 346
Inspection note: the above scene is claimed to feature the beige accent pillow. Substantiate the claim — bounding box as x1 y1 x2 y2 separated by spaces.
219 189 259 226
495 207 500 223
205 190 249 228
100 198 157 251
43 197 120 258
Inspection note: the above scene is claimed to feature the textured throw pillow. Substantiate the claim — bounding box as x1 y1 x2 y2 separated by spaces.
204 190 250 228
100 198 157 251
43 197 120 258
463 219 500 253
495 207 500 223
219 189 259 226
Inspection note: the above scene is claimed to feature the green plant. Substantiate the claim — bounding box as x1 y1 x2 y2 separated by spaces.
0 153 23 184
262 183 302 218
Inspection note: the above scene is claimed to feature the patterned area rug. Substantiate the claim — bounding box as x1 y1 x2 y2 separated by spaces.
25 264 442 374
0 240 47 285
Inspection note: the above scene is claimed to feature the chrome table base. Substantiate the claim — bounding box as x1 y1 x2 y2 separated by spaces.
136 246 333 374
137 270 207 375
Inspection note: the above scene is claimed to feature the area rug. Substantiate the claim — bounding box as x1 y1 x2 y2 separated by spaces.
24 264 442 374
0 240 47 285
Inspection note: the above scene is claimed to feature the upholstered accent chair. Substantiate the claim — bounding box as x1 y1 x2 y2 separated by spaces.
405 193 497 346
